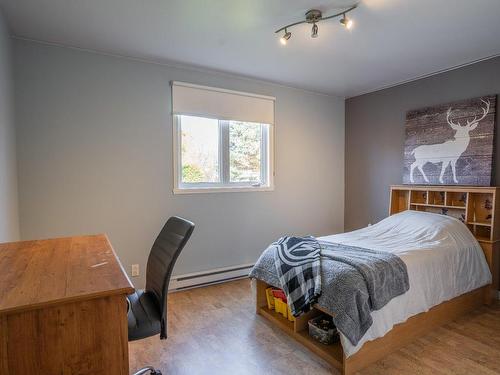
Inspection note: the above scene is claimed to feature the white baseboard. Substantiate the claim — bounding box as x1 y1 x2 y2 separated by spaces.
169 263 254 292
169 266 500 299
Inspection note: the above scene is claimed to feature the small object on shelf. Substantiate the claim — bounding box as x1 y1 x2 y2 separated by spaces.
275 298 295 322
485 198 492 210
459 193 466 205
266 287 296 322
265 288 276 310
274 297 288 318
308 315 339 345
271 289 287 302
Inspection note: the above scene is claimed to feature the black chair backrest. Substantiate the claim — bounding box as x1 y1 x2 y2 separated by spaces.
145 216 194 339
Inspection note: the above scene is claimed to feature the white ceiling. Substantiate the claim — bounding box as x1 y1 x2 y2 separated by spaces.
1 0 500 97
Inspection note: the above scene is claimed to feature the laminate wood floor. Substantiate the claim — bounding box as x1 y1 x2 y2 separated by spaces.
129 279 500 375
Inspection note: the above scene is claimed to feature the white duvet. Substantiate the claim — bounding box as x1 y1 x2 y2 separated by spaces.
318 210 491 357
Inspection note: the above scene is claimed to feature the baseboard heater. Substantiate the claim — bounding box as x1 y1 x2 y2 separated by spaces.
169 263 254 291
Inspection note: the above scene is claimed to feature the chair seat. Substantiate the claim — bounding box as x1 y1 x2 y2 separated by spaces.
127 289 162 341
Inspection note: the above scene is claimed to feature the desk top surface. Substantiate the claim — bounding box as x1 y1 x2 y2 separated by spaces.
0 234 135 314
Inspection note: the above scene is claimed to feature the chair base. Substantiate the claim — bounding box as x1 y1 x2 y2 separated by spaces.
132 365 162 375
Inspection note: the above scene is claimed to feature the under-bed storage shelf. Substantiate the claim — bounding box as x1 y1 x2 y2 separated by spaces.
391 185 500 242
256 281 344 372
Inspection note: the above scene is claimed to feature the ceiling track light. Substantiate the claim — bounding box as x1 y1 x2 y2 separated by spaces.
311 23 318 38
280 28 292 45
275 3 358 45
340 13 353 30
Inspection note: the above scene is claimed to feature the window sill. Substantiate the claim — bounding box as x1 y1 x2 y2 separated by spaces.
173 185 275 195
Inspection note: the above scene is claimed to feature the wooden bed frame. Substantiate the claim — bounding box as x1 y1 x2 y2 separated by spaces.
255 185 500 375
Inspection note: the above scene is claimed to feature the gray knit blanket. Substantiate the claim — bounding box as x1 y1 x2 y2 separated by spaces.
249 241 409 346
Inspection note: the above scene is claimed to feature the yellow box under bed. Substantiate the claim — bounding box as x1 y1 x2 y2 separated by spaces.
266 287 295 322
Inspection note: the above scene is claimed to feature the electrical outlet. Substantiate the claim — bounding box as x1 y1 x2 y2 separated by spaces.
131 264 140 277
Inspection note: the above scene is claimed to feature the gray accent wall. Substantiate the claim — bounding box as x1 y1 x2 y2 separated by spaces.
346 56 500 231
0 10 19 242
14 40 345 288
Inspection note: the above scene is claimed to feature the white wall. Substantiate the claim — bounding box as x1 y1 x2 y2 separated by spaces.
14 40 344 287
0 10 19 242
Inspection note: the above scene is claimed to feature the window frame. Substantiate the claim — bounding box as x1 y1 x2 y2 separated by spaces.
172 114 275 194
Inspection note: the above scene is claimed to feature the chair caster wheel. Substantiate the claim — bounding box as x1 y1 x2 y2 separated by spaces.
152 371 162 375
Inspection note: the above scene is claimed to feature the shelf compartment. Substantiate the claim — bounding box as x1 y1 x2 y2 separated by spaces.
422 206 466 222
467 193 494 226
467 223 491 241
259 306 294 331
410 190 427 204
446 192 467 207
390 189 409 214
258 306 344 371
428 191 446 206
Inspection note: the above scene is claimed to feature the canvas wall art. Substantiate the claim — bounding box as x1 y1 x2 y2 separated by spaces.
403 95 496 186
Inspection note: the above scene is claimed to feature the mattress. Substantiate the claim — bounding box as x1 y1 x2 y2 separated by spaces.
317 210 491 357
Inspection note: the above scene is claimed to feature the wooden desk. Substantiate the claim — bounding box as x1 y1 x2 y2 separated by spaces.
0 234 135 374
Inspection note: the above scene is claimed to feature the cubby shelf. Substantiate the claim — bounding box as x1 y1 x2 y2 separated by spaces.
258 305 344 371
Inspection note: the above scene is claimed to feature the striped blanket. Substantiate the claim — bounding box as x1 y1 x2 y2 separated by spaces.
272 236 322 317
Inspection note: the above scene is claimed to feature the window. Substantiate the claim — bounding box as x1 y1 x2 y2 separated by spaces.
174 115 272 192
172 82 275 193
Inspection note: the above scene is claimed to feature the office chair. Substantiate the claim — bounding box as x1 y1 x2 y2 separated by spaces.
127 216 195 375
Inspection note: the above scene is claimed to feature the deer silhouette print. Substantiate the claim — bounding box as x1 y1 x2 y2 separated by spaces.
410 98 490 184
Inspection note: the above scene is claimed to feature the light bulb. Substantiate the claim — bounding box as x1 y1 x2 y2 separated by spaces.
340 15 353 30
280 29 291 45
311 23 318 38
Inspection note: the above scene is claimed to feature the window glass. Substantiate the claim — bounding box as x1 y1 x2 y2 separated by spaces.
229 121 262 183
180 115 219 183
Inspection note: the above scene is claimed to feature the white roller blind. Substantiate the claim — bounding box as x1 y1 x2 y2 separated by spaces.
172 81 275 124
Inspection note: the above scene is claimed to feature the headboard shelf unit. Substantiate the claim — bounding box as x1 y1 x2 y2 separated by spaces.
390 185 500 242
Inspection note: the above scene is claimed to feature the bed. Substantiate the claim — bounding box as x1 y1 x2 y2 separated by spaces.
253 185 500 375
